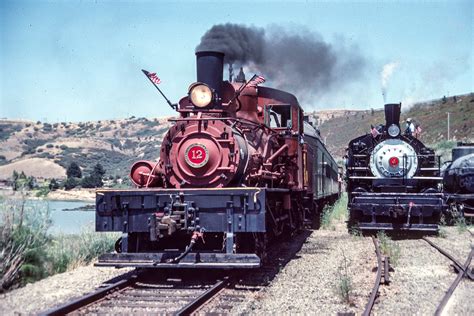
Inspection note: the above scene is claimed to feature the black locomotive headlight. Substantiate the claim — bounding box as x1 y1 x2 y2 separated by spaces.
387 124 400 137
189 82 213 108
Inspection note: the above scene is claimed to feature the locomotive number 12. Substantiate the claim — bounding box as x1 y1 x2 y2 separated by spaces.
191 149 203 160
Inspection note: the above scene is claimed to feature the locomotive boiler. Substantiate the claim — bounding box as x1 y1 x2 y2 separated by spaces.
345 103 444 232
95 51 339 268
443 142 474 220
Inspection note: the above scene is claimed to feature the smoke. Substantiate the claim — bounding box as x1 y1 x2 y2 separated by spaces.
196 23 366 104
380 61 400 102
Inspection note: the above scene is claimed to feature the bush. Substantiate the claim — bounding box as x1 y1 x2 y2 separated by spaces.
47 227 117 273
0 199 117 291
59 144 68 150
66 162 82 178
64 177 79 190
46 144 54 148
0 200 51 291
377 231 401 265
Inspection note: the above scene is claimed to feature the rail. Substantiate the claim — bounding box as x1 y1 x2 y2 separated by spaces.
362 237 382 316
422 237 474 280
40 272 140 315
174 277 231 315
434 248 473 316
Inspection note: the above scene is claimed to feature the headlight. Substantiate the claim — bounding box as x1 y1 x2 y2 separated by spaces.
388 124 400 137
189 83 213 108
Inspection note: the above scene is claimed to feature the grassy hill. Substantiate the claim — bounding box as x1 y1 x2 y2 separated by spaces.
0 92 472 181
314 93 474 160
0 117 171 181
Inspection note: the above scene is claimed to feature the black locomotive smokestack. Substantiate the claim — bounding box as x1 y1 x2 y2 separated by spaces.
195 51 224 101
384 103 401 127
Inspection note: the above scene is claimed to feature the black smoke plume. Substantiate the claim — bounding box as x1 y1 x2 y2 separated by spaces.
196 23 366 104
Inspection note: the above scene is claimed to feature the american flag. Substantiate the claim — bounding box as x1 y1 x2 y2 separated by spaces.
371 125 381 138
248 74 266 87
144 70 161 85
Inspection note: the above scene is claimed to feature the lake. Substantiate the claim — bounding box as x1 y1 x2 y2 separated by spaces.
48 200 95 235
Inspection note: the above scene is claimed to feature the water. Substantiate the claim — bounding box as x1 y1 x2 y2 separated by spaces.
47 200 95 235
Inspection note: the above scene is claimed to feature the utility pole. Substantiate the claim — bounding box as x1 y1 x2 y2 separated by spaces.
446 112 450 141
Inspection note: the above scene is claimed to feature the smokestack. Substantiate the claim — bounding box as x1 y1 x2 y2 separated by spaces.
384 103 401 127
195 51 224 102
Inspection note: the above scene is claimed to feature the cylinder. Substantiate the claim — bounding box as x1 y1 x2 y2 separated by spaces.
196 51 224 101
384 103 401 127
130 160 162 187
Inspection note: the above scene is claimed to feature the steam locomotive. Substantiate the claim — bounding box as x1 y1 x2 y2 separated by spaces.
95 51 339 268
345 103 444 232
443 143 474 220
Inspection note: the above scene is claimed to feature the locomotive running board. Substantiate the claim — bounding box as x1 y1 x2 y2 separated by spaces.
358 223 439 232
95 252 261 269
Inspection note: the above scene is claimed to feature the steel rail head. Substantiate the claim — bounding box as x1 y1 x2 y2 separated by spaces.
174 277 230 316
434 248 474 316
362 237 384 316
39 272 140 316
422 237 474 280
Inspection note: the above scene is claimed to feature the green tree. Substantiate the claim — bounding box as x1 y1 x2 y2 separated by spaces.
81 163 106 188
66 162 82 178
64 177 78 190
49 179 59 190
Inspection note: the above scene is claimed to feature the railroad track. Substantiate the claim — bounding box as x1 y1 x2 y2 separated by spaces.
422 237 473 316
362 236 391 316
40 230 311 315
41 270 235 315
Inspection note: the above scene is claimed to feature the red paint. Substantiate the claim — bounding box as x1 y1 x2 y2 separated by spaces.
389 156 399 167
186 144 207 167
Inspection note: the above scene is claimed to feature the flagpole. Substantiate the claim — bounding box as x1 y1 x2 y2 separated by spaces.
141 69 177 110
228 74 258 105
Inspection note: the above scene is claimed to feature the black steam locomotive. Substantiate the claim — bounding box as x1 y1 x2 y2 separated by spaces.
443 143 474 220
345 103 444 232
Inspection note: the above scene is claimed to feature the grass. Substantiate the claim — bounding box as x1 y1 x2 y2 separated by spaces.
455 217 468 233
0 198 117 292
438 226 448 238
336 250 353 304
321 193 348 230
377 231 401 266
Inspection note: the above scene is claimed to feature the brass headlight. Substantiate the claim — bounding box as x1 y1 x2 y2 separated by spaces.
189 83 213 108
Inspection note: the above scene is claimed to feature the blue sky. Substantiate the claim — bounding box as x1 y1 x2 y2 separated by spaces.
1 0 472 122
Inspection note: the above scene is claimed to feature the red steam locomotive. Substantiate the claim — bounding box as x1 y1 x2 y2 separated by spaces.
95 51 339 268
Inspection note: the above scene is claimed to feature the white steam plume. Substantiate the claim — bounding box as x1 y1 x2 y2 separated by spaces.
381 61 400 102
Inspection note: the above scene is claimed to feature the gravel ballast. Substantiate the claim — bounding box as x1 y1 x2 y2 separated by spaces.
0 220 472 315
0 265 132 315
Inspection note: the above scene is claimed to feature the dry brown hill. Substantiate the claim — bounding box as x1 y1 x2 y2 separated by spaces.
0 117 171 181
0 93 472 181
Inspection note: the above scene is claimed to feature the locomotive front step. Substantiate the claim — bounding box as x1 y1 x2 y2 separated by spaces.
357 223 439 232
95 252 260 269
349 192 444 232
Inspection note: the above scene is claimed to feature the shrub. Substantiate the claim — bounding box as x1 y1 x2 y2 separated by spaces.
66 162 82 178
64 177 79 190
0 199 117 291
46 144 54 148
47 227 117 273
377 231 401 265
42 123 52 132
336 251 353 304
0 199 51 291
59 144 68 150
